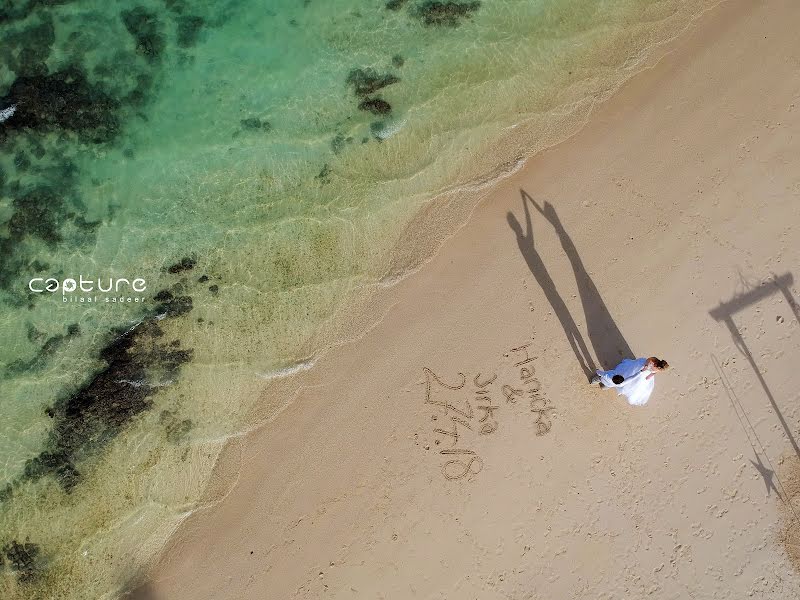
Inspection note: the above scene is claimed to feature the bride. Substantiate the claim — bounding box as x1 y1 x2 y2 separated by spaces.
592 357 669 406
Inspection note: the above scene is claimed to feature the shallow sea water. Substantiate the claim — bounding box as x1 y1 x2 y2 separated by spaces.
0 0 715 596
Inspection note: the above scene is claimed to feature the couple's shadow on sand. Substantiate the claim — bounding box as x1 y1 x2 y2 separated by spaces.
507 190 633 380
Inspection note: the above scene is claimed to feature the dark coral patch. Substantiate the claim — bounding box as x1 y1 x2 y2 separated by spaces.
176 15 205 48
153 289 173 302
160 410 193 443
153 285 193 317
6 323 81 374
414 1 481 27
2 15 55 78
385 0 410 9
7 187 65 247
1 67 121 143
23 314 193 491
124 72 155 107
240 117 272 132
346 68 399 98
2 540 42 582
157 294 193 317
358 97 392 115
166 256 196 274
316 164 331 183
330 133 354 154
121 7 166 64
14 151 31 171
162 0 187 14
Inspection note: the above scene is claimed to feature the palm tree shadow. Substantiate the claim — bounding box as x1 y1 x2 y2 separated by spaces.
507 194 597 380
508 191 634 378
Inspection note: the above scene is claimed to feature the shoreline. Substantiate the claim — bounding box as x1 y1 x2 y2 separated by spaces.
145 0 800 597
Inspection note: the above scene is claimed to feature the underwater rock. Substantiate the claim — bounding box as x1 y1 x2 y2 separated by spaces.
208 284 219 295
392 54 405 68
358 97 392 115
197 274 209 283
2 67 121 143
166 256 196 273
413 1 481 27
121 7 165 64
176 15 205 48
2 540 42 582
346 68 399 98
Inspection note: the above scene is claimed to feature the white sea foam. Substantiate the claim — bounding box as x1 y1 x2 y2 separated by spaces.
255 357 316 380
0 104 16 123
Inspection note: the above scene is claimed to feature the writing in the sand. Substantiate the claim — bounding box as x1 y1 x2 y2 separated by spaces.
421 342 553 481
504 343 553 436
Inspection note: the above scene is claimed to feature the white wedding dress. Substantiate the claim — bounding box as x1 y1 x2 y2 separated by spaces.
614 370 655 406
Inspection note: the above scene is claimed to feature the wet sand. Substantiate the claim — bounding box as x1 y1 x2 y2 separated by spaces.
147 0 800 597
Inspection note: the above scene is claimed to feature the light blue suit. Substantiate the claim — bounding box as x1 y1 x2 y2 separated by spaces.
597 358 647 387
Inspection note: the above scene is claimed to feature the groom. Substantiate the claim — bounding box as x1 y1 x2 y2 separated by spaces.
592 357 669 388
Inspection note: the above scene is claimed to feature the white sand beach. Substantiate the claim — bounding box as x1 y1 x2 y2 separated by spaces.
146 1 800 597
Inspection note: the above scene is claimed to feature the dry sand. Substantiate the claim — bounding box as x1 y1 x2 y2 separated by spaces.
146 0 800 597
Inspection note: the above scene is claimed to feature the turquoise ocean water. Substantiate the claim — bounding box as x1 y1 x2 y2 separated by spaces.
0 0 714 597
